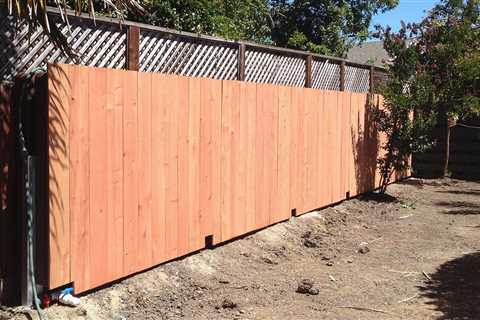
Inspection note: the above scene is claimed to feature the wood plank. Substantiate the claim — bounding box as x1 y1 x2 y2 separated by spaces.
290 88 305 215
254 84 267 228
340 91 352 198
244 82 257 231
305 88 319 212
165 76 179 259
123 70 139 275
332 91 343 203
200 78 222 244
349 93 360 196
177 76 190 257
221 80 240 241
317 89 328 207
137 71 153 270
105 68 124 281
187 77 202 251
87 66 109 288
236 82 248 235
48 63 71 288
69 65 90 292
278 86 291 221
151 74 168 264
268 85 279 224
325 90 337 204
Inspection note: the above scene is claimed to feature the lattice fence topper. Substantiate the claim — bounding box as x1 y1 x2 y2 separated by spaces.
1 7 383 92
0 11 126 81
345 65 371 93
312 59 341 91
140 30 238 80
245 48 306 87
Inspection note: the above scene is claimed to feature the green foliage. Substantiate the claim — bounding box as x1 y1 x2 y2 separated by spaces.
373 0 480 191
128 0 271 42
269 0 399 56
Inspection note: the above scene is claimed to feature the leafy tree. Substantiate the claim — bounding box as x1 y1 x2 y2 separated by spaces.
373 0 480 191
269 0 399 56
129 0 271 42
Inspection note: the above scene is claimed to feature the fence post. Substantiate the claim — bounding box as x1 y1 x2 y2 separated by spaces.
238 43 246 81
340 61 346 91
305 55 313 88
369 66 375 94
126 26 140 71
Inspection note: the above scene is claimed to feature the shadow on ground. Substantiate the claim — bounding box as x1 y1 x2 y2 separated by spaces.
437 189 480 196
419 251 480 320
435 201 480 215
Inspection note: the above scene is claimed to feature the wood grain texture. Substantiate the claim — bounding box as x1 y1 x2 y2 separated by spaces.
48 63 71 288
87 66 108 288
137 71 153 270
199 78 222 244
48 64 397 294
123 70 139 275
151 73 168 264
69 65 90 292
106 68 125 281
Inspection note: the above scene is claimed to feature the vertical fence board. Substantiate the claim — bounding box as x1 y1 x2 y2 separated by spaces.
123 70 139 275
340 91 352 198
48 64 71 288
221 81 234 241
221 80 246 240
278 86 291 221
187 78 202 251
254 84 266 228
151 74 168 264
165 76 180 259
87 67 109 288
105 69 125 281
244 83 257 232
316 89 327 207
305 89 319 212
137 71 153 270
332 91 343 203
200 78 222 244
265 86 279 224
290 88 306 214
177 77 190 257
236 83 248 236
69 66 90 292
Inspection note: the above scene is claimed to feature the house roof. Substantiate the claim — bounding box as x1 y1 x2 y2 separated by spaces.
346 40 389 68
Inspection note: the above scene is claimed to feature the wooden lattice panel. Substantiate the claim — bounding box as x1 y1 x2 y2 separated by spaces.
245 48 306 87
139 31 238 80
0 12 126 81
311 59 341 91
345 65 370 93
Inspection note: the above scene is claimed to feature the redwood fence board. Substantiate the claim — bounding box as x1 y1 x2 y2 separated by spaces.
46 64 404 293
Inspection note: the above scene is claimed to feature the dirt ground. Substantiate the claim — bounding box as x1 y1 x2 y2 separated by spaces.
2 178 480 320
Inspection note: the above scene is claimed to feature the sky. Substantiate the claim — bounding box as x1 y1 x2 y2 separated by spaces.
371 0 440 32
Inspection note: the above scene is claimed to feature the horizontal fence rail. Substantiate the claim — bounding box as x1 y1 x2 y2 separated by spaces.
0 7 387 93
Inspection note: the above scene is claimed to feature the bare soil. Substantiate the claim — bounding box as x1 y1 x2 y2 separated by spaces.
3 178 480 320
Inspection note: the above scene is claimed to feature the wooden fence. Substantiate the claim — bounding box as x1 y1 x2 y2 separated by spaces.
43 63 401 294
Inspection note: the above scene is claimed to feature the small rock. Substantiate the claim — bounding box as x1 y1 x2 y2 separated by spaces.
261 257 277 265
219 279 230 284
221 298 238 309
358 245 370 254
346 258 353 263
296 279 319 295
303 238 318 248
326 261 334 266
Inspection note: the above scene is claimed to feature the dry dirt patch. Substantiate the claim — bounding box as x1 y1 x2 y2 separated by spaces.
3 178 480 320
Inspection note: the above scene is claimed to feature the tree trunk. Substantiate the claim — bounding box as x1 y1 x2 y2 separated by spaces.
441 120 451 177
